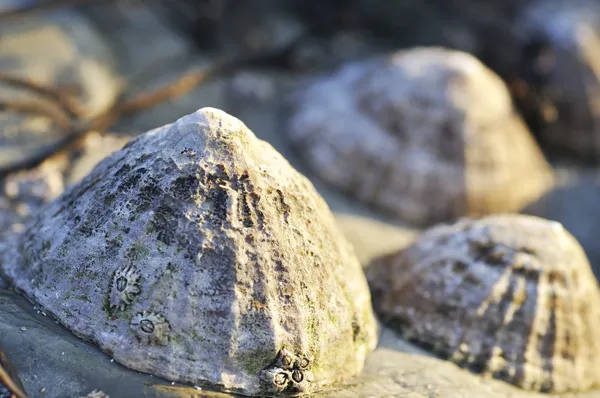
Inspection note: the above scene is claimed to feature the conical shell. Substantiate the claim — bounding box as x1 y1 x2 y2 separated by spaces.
0 108 378 396
285 47 554 227
510 0 600 163
367 214 600 393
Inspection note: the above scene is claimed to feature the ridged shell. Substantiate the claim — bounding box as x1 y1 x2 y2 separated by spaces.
367 214 600 393
0 108 378 396
285 47 554 227
509 0 600 163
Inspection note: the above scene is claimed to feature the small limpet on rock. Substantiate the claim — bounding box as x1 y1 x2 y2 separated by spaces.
367 213 600 393
109 264 141 311
1 107 377 396
130 311 170 346
285 47 554 227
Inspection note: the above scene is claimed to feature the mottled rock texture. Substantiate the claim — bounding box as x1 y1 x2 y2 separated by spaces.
285 47 554 227
0 108 378 396
0 9 120 170
367 214 600 393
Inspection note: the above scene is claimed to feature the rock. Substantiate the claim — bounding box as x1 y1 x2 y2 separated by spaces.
0 9 121 171
0 108 378 396
0 132 129 287
506 0 600 163
284 47 554 227
367 214 600 393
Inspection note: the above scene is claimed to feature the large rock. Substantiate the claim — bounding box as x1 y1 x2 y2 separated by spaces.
285 47 554 227
0 108 378 396
507 0 600 163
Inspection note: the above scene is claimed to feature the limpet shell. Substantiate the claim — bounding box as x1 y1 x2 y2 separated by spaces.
367 214 600 393
0 108 378 396
285 47 554 227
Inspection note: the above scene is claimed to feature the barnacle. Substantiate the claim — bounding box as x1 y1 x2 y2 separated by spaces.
109 264 141 310
130 311 170 346
367 214 600 393
260 349 315 393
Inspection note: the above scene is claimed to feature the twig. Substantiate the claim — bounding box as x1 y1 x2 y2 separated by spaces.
0 350 28 398
0 72 85 117
0 99 71 130
0 35 309 177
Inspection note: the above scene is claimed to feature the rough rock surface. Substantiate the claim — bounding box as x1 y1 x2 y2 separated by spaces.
367 214 600 393
0 132 130 289
285 47 555 227
0 108 378 396
0 9 121 171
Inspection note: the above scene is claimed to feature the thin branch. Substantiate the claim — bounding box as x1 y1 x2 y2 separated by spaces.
0 35 308 177
0 351 28 398
0 72 85 117
0 99 71 130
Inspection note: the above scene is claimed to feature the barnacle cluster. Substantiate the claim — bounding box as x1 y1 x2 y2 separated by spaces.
259 348 315 393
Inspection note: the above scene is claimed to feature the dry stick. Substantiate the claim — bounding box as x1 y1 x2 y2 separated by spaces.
0 73 85 118
0 352 28 398
0 98 71 130
0 36 306 177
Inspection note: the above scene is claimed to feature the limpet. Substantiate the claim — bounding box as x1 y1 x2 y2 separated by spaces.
1 107 377 396
367 214 600 393
285 47 554 226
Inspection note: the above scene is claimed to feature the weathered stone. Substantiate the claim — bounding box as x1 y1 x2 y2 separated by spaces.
0 108 378 396
285 47 554 227
0 9 121 171
507 0 600 162
367 214 600 393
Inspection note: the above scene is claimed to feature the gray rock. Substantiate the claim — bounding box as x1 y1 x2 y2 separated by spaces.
1 108 378 396
284 47 554 227
0 9 121 170
509 0 600 162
